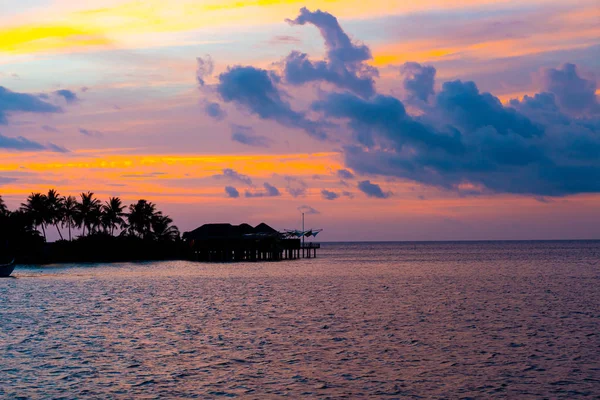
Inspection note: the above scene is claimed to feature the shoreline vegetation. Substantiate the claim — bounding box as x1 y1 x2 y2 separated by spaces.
0 191 184 265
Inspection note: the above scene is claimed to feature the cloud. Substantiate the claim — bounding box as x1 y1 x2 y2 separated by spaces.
46 143 70 153
337 169 354 180
0 133 67 152
313 92 464 152
121 172 166 179
321 189 339 200
224 186 240 198
0 86 61 124
79 128 103 137
358 180 391 199
270 35 301 45
298 205 320 215
231 124 272 148
436 80 544 138
217 65 325 139
284 8 378 98
539 63 599 116
400 62 436 103
245 182 281 198
197 9 600 198
204 101 226 120
341 191 354 198
41 125 59 132
0 176 18 186
196 55 214 86
284 175 308 198
213 168 253 186
54 89 79 104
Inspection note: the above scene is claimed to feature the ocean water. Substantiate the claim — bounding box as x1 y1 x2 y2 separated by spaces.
1 241 599 398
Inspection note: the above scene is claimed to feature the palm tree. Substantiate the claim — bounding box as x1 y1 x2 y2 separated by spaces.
76 192 101 237
62 196 77 241
46 189 65 241
0 195 8 217
102 197 126 236
20 192 49 241
151 213 180 241
127 199 156 239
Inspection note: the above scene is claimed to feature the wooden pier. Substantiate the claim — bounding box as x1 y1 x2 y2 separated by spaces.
182 223 320 263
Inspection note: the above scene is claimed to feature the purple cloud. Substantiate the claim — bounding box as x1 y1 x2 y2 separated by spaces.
224 186 240 198
400 62 436 103
358 181 391 199
245 182 281 198
321 189 339 200
217 65 326 139
204 102 226 121
0 86 61 124
54 89 79 104
213 168 253 186
231 125 272 148
539 63 599 116
196 55 214 86
284 8 378 98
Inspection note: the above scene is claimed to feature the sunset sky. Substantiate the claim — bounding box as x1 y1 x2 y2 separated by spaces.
1 0 599 241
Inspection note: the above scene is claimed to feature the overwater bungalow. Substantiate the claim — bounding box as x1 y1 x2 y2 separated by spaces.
183 222 319 262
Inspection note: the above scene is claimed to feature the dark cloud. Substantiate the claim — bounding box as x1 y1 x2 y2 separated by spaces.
284 176 308 197
332 73 600 196
204 101 226 120
298 205 320 215
79 128 103 137
0 133 66 152
337 169 354 179
358 180 391 199
341 191 354 198
436 80 544 138
231 125 272 148
217 65 326 139
400 62 436 103
213 168 253 186
196 56 214 86
224 186 240 198
321 189 339 200
54 89 79 104
539 63 599 116
0 86 61 124
313 92 465 152
200 8 600 198
0 176 18 185
245 182 281 198
46 143 70 153
284 8 378 98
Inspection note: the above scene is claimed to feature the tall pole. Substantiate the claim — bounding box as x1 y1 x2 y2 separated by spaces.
302 212 305 248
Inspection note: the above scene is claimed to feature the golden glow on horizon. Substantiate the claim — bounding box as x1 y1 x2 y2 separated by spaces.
0 151 343 200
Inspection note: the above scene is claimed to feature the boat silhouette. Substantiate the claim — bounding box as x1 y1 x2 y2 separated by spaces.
0 259 15 278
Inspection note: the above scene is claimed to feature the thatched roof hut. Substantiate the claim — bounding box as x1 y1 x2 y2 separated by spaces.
183 222 279 241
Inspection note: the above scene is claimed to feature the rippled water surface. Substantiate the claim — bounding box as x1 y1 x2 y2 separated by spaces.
1 241 599 398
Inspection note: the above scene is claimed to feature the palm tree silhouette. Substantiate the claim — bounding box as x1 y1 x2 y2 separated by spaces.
62 195 77 241
76 192 101 237
151 213 180 241
127 199 157 239
0 195 8 217
102 197 127 236
21 193 49 241
46 189 65 241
